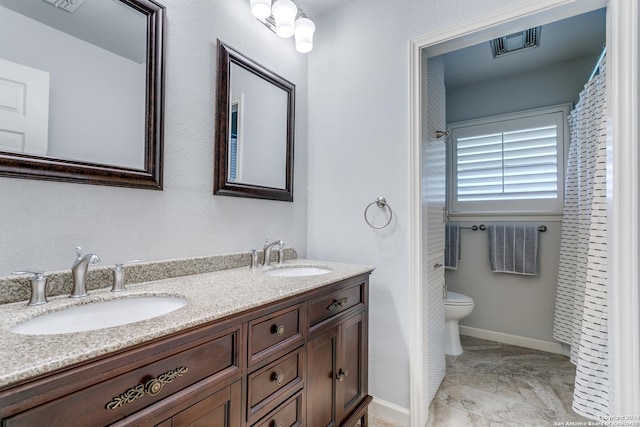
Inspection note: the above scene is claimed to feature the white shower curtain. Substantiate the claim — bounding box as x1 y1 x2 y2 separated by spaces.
553 54 608 420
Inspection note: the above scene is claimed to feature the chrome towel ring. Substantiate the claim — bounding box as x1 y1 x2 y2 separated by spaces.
364 197 393 229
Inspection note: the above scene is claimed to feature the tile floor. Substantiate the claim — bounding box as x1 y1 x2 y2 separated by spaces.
370 335 591 426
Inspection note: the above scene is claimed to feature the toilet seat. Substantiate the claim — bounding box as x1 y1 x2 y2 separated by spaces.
445 291 474 306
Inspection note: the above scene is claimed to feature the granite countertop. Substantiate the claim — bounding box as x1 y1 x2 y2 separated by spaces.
0 259 373 389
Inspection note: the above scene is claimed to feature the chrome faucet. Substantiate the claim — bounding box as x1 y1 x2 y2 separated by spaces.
263 239 284 267
70 247 100 298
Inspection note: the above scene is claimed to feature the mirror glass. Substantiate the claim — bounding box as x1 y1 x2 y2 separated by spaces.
215 41 294 201
0 0 164 189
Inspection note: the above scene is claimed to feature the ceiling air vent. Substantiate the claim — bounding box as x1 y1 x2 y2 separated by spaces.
490 27 541 58
42 0 87 13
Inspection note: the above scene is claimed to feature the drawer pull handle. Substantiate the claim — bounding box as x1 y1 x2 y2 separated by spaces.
272 324 286 336
105 366 188 410
336 368 349 382
272 422 283 427
327 297 348 311
272 372 285 385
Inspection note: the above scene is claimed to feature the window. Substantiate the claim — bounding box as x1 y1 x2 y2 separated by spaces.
448 104 569 214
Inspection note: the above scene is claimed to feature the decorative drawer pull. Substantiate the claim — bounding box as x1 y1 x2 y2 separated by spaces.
105 384 145 410
271 422 282 427
327 297 348 311
105 366 188 410
336 368 349 382
145 378 164 396
272 324 286 336
272 372 285 385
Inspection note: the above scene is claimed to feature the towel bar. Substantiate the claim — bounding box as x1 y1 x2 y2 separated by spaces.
461 224 547 232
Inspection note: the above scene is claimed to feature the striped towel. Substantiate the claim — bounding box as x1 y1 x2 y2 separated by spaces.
444 223 460 270
488 225 539 275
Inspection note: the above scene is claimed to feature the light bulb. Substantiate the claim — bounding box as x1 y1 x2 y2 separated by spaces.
250 0 272 19
272 0 297 38
295 16 315 53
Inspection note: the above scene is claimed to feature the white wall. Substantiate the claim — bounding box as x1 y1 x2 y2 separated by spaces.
307 0 531 411
0 0 308 275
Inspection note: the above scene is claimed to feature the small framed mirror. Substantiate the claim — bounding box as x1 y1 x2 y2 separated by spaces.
214 40 295 202
0 0 165 190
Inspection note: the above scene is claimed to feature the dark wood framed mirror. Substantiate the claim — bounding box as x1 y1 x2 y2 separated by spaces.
214 40 295 202
0 0 165 190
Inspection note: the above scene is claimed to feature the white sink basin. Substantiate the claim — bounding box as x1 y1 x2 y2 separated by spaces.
10 296 187 335
264 267 331 277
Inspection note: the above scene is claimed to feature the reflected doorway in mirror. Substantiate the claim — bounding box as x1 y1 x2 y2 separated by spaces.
0 58 50 157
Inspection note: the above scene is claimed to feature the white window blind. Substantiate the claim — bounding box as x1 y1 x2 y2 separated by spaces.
449 105 568 214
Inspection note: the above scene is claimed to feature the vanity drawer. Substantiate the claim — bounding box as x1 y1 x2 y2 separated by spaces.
247 347 304 423
3 325 241 427
252 389 303 427
309 281 365 327
248 303 304 366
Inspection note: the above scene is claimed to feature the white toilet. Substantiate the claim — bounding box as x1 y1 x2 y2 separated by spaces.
444 291 475 356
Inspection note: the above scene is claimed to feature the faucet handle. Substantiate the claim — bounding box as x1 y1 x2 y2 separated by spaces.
111 260 141 292
13 270 44 279
114 260 142 271
250 250 259 269
75 246 83 258
12 271 48 306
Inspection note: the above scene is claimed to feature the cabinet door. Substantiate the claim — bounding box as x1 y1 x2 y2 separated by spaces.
336 312 367 423
307 311 368 427
156 380 241 427
307 325 339 427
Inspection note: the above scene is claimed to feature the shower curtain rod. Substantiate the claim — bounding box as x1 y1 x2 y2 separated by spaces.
588 46 607 81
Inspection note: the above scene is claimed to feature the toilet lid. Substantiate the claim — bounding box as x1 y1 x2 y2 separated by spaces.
446 291 474 305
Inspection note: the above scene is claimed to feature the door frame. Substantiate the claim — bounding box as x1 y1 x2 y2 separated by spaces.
408 0 640 425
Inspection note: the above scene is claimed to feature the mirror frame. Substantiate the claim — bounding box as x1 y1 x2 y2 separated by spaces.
214 40 295 202
0 0 165 190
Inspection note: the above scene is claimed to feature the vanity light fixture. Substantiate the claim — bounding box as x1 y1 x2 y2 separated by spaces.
250 0 272 19
42 0 87 13
272 0 297 38
294 14 316 53
250 0 316 53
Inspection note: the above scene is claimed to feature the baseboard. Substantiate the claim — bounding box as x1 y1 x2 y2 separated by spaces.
459 325 565 355
369 397 410 426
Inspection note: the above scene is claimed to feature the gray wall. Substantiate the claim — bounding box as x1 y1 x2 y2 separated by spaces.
444 55 597 344
0 0 308 275
446 221 562 342
447 55 597 123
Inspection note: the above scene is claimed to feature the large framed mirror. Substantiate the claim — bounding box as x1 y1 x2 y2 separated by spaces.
215 40 295 202
0 0 165 190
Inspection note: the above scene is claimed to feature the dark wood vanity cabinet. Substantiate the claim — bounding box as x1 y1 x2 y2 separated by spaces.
150 380 243 427
307 282 371 427
0 273 370 427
